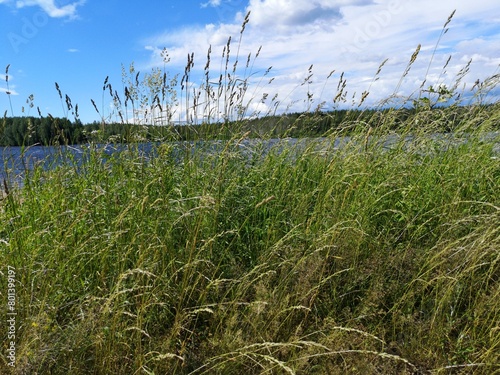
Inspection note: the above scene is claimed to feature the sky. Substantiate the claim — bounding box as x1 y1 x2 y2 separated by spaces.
0 0 499 124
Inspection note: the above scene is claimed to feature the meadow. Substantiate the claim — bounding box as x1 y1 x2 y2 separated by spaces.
1 13 500 374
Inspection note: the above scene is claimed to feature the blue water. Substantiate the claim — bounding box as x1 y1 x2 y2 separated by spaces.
0 143 152 188
0 138 334 189
2 133 499 190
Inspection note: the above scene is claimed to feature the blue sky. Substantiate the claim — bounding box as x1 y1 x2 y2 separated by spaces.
0 0 499 124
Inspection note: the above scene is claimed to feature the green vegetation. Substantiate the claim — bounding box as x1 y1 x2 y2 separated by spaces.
3 105 499 146
1 109 499 374
0 116 86 146
1 11 500 374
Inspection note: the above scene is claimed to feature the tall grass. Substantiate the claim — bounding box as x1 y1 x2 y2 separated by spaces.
1 11 500 374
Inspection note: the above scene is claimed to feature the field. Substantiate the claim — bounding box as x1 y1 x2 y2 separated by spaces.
1 14 500 374
1 107 500 374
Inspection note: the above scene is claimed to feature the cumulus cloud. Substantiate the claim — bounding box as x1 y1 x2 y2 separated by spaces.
246 0 372 31
201 0 222 8
141 0 500 116
13 0 85 18
0 71 19 95
0 87 19 95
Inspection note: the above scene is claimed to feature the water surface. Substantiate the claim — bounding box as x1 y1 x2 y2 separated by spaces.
2 133 499 189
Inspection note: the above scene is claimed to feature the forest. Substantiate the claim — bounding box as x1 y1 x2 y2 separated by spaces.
0 104 497 147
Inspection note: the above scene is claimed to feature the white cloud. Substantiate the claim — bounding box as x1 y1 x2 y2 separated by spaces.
201 0 221 8
141 0 500 117
0 87 19 95
0 73 19 96
14 0 85 18
247 0 372 31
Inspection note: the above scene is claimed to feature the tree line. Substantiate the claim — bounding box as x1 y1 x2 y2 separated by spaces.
0 116 85 146
1 104 497 147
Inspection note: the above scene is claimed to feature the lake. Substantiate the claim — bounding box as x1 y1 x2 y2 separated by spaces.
2 133 499 190
0 138 329 188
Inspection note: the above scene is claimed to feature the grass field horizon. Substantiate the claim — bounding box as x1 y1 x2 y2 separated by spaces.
1 12 500 374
